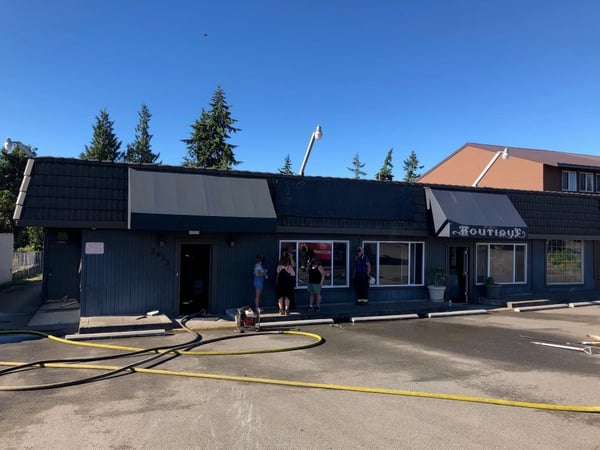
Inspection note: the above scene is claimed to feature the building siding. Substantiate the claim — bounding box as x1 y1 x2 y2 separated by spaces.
80 230 177 316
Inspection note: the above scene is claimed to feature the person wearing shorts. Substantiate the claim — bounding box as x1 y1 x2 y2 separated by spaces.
306 250 325 311
253 255 267 312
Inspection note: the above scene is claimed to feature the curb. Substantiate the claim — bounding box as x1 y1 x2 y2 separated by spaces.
351 314 419 323
568 301 600 308
427 309 489 318
260 318 334 328
513 304 569 312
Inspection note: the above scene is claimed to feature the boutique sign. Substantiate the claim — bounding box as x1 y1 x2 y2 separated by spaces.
450 224 528 239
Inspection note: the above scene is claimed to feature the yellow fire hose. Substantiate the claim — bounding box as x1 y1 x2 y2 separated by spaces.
0 330 598 413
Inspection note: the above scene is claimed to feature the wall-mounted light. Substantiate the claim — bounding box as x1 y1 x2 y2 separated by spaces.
472 147 510 187
4 138 35 157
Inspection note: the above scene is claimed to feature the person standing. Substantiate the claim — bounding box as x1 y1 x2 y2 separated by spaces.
276 256 296 315
306 250 325 311
353 246 371 304
281 248 296 309
253 255 267 313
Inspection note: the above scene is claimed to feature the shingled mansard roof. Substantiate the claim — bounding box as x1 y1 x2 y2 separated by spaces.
13 157 600 238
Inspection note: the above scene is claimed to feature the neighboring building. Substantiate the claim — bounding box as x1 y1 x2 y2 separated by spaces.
418 142 600 192
12 157 600 318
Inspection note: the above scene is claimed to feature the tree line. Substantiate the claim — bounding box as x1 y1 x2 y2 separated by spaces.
80 85 423 180
1 86 424 250
80 86 240 169
346 149 423 182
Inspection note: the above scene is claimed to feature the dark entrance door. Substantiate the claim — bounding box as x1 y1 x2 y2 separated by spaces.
45 230 82 301
179 244 210 314
448 246 469 303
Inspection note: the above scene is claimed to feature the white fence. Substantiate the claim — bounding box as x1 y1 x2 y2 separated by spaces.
11 251 43 279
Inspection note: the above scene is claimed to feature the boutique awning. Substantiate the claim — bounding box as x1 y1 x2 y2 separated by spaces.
425 188 528 239
128 169 277 232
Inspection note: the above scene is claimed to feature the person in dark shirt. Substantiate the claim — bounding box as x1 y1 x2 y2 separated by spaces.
306 250 325 311
353 246 371 304
276 256 296 315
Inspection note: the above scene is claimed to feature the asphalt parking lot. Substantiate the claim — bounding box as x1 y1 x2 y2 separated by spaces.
1 306 599 449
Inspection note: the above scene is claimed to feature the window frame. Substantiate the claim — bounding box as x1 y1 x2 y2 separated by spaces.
578 172 594 192
476 243 528 284
562 170 577 191
362 240 425 287
279 240 350 288
545 239 584 285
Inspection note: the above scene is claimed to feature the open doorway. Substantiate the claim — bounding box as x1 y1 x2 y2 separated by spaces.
180 244 211 314
448 246 469 303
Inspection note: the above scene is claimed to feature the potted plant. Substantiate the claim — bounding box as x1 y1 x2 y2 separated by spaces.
485 276 501 299
427 268 447 302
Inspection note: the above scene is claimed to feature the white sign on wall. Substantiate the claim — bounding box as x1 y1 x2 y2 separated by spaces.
85 242 105 255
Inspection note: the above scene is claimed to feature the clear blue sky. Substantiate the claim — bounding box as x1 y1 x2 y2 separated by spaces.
2 0 599 179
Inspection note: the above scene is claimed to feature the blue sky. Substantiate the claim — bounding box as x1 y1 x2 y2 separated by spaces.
1 0 599 179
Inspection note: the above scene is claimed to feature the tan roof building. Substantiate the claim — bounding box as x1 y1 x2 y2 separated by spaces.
418 143 600 192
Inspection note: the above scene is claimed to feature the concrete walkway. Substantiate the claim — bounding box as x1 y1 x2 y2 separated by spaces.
3 279 599 340
1 280 489 337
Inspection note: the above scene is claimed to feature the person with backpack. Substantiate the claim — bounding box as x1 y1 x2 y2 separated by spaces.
276 256 296 315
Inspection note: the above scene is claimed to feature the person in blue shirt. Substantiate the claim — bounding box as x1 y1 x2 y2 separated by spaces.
353 246 371 304
253 255 267 312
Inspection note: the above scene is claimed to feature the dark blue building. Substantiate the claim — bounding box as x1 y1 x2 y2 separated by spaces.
13 157 600 317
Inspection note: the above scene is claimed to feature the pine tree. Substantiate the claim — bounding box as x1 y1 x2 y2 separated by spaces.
124 104 159 164
182 87 241 169
279 154 293 174
403 150 423 182
347 154 367 179
80 109 122 161
375 148 394 181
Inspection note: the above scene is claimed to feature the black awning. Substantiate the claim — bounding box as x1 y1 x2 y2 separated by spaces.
128 169 277 232
425 188 528 239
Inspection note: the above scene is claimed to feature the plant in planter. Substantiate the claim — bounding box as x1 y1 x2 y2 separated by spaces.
427 268 447 302
485 276 501 299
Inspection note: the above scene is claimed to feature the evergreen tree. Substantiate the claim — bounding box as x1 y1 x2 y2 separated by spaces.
403 150 423 182
375 148 394 181
279 154 293 174
80 109 122 161
0 142 42 249
347 154 367 179
124 104 159 164
182 86 241 169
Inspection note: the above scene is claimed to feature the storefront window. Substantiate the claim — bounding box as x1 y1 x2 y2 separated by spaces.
476 243 527 284
363 241 424 286
546 240 583 284
279 240 349 288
